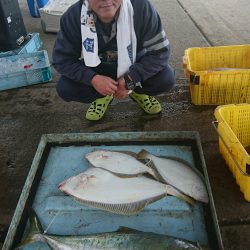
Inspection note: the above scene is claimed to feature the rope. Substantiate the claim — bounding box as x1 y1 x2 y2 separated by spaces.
43 210 61 234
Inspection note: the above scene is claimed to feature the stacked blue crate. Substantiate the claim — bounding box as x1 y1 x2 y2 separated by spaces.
0 33 42 58
0 51 52 91
0 33 52 91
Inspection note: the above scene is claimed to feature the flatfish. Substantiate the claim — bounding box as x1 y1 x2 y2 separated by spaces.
85 150 158 178
137 150 209 203
59 168 193 215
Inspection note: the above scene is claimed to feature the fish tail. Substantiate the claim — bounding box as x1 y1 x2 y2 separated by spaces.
14 209 43 249
147 168 161 181
137 149 150 159
136 150 160 181
166 185 195 205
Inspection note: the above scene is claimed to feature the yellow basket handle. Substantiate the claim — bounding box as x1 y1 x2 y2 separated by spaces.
212 121 250 177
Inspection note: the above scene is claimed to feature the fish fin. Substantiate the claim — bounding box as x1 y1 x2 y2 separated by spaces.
138 158 165 182
136 149 150 159
136 151 162 181
138 158 154 169
147 167 162 182
113 150 138 158
166 185 195 205
116 227 143 233
136 158 160 181
88 149 139 158
96 167 141 178
14 208 43 249
74 197 152 215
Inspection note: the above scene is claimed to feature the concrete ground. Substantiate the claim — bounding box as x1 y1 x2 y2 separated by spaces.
0 0 250 249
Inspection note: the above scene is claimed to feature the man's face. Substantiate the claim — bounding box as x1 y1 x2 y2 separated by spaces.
88 0 122 23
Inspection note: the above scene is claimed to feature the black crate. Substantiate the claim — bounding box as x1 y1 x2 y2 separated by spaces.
0 0 27 52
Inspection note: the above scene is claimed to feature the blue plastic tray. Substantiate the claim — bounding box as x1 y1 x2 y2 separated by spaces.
0 50 52 91
0 33 43 58
2 132 224 250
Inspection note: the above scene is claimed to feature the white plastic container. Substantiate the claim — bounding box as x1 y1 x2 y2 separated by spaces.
39 0 78 33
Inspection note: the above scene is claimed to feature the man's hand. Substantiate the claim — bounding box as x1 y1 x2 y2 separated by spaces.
114 77 129 99
91 75 118 96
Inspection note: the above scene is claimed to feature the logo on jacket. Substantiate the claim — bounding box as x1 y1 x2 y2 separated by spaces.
81 12 96 33
83 38 94 53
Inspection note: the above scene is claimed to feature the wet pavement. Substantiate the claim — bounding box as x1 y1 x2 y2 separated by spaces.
0 0 250 249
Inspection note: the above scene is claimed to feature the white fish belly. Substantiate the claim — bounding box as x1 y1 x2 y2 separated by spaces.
59 168 166 204
86 150 153 176
150 156 208 203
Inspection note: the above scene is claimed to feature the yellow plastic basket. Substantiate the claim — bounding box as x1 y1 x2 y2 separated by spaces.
183 45 250 105
214 104 250 201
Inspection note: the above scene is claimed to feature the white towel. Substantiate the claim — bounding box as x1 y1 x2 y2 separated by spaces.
81 0 137 78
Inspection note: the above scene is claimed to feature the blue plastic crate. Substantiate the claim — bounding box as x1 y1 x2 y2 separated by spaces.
0 50 52 91
0 33 43 58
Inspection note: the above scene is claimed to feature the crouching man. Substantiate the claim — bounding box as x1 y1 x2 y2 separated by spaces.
52 0 175 121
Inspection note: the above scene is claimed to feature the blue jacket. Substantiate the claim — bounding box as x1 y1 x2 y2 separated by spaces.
52 0 170 86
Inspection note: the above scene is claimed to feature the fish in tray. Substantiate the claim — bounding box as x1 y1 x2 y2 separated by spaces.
59 168 194 215
85 149 158 179
16 209 206 250
137 150 209 203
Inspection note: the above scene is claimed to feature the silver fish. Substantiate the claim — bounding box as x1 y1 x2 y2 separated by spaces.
85 150 158 179
16 209 206 250
137 150 209 203
59 168 194 215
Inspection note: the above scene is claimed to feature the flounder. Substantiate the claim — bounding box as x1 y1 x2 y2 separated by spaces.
59 168 194 215
137 150 209 203
85 150 158 178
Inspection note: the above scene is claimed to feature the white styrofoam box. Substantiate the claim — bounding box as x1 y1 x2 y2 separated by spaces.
39 0 78 33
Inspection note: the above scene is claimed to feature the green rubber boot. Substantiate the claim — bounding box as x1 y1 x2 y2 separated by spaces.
129 91 162 114
85 95 113 121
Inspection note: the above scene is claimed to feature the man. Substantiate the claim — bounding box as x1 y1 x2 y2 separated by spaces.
52 0 175 121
